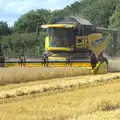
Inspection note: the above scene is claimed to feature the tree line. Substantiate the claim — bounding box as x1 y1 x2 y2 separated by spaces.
0 0 120 57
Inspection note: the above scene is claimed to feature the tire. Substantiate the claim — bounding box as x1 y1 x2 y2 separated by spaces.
91 53 97 69
102 57 108 73
0 56 5 67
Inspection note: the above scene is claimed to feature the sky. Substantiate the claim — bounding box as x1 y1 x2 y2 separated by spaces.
0 0 79 27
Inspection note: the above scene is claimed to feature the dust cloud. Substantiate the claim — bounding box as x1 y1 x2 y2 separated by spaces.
104 53 120 72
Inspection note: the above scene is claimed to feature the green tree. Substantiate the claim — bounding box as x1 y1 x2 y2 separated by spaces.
0 32 47 57
110 4 120 29
80 0 118 27
1 0 120 57
49 9 69 23
109 4 120 55
63 0 118 27
0 21 11 37
14 9 51 33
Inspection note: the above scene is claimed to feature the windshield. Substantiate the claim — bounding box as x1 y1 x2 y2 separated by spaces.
48 28 75 48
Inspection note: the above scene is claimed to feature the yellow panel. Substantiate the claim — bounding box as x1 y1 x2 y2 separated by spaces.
91 62 108 74
41 24 76 28
49 57 66 60
48 63 66 67
24 63 43 67
5 62 91 67
96 62 108 74
88 33 109 57
47 47 74 51
76 36 88 48
5 63 19 67
76 36 83 48
45 36 49 50
72 63 91 67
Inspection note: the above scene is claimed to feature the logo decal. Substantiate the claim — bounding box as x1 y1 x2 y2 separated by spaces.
92 38 104 46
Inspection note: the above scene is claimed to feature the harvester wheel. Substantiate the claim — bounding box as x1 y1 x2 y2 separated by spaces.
18 56 26 67
42 53 48 67
66 57 72 66
102 57 108 73
0 56 5 67
90 53 97 69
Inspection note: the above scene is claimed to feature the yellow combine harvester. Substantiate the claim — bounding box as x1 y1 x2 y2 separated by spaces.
2 16 118 74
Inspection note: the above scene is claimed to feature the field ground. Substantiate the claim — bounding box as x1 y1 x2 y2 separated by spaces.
0 72 120 99
0 67 91 85
1 79 120 120
0 59 120 120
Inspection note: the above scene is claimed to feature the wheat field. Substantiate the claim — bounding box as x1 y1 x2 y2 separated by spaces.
0 67 91 85
0 72 120 99
0 80 120 120
0 59 120 119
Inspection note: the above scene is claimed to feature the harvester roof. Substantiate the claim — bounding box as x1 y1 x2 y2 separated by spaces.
41 16 92 29
52 16 92 26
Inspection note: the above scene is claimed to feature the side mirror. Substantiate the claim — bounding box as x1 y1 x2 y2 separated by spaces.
42 28 47 32
36 26 47 35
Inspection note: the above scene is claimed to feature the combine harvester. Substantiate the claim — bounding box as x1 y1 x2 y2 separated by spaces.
0 16 118 74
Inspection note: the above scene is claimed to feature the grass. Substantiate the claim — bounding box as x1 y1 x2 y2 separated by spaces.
0 67 91 85
1 80 120 120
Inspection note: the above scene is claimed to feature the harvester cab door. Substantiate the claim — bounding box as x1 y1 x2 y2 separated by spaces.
75 27 88 48
76 36 84 48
